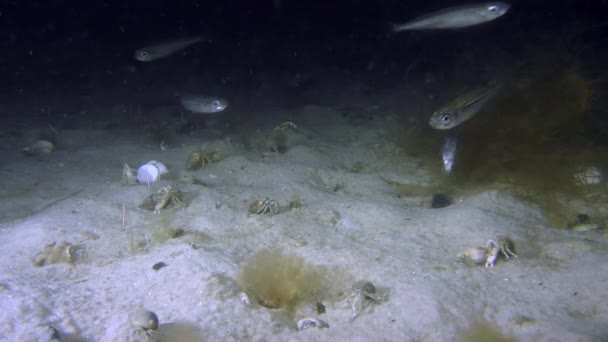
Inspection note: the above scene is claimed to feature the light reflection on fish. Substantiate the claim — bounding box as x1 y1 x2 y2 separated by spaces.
392 2 510 31
429 83 501 130
442 132 458 174
134 36 204 62
179 95 229 113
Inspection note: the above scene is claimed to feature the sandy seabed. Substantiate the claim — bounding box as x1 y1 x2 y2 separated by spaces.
0 73 607 342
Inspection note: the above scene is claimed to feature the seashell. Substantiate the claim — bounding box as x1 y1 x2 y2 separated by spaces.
248 199 265 214
353 280 376 294
137 164 160 185
186 150 203 170
23 140 55 156
122 163 137 185
128 309 159 331
457 246 488 266
238 291 251 305
138 194 157 211
574 166 604 185
146 160 168 175
297 317 329 331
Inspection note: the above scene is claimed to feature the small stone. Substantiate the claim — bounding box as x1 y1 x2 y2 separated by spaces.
152 262 167 271
431 193 452 208
575 213 590 224
168 228 185 239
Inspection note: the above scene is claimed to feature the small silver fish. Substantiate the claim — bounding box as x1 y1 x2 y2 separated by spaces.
429 83 501 130
134 36 204 62
442 132 458 174
179 95 229 113
392 2 510 31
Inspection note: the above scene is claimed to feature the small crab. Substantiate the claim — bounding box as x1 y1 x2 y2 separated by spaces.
343 280 385 320
34 241 78 267
128 309 159 339
249 198 280 215
139 185 183 214
485 236 517 267
186 147 221 170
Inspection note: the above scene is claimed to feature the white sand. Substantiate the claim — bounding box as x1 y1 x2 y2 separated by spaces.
1 78 607 342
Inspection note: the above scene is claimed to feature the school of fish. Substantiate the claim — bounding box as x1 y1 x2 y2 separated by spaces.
133 3 512 173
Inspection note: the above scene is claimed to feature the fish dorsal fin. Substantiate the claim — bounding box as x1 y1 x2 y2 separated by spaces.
460 84 500 110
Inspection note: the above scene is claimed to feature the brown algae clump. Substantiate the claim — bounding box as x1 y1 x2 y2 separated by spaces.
456 319 518 342
449 54 608 227
237 249 324 311
427 38 608 228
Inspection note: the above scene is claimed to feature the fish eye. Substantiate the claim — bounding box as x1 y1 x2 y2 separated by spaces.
488 5 499 13
140 50 148 57
213 100 221 107
441 113 451 122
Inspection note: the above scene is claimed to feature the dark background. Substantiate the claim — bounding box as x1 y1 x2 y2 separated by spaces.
3 0 607 64
3 0 607 42
1 0 607 119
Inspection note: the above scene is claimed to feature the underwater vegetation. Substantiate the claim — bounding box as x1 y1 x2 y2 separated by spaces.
149 212 185 245
452 35 608 228
399 31 608 229
236 249 324 311
455 319 517 342
306 168 346 193
125 207 185 255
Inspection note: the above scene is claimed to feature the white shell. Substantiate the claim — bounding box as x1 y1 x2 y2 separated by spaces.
574 166 604 185
24 140 55 155
146 160 168 175
297 317 329 331
457 247 488 265
137 164 160 184
238 291 251 305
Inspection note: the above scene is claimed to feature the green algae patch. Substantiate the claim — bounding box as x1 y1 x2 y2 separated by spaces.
396 37 608 229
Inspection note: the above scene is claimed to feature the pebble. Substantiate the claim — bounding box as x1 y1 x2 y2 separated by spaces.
431 193 452 208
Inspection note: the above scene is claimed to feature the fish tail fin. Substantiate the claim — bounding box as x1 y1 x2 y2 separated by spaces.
390 23 406 32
